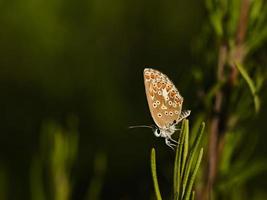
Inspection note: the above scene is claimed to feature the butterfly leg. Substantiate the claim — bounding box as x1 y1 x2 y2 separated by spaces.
165 138 176 150
168 136 178 144
165 132 178 144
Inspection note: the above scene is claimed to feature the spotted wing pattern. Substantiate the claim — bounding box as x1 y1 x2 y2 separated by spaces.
143 68 184 129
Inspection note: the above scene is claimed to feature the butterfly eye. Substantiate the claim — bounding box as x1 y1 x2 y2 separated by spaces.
153 103 157 108
173 120 177 124
154 128 161 137
169 111 173 116
173 103 177 108
168 101 172 105
164 111 168 115
158 91 162 95
157 113 162 118
175 110 179 114
156 100 160 105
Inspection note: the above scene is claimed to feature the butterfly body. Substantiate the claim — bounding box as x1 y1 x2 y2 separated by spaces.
144 68 191 149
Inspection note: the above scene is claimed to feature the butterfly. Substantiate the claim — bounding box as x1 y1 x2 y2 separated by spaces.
131 68 191 149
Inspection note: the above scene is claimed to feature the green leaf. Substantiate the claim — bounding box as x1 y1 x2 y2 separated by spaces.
151 148 162 200
182 121 189 177
205 80 225 107
174 120 186 198
219 131 242 173
184 148 204 200
210 12 223 37
190 114 205 146
190 191 195 200
205 0 224 37
235 63 260 113
227 0 241 38
247 26 267 54
250 0 263 24
182 122 205 198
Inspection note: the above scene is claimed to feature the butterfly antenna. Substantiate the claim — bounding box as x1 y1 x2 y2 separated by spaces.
129 125 153 129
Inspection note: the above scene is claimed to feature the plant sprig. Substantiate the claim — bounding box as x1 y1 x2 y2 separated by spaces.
151 120 205 200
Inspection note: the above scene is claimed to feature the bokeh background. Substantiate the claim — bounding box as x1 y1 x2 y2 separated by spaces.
1 0 267 199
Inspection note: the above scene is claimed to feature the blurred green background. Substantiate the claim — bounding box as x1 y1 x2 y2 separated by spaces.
0 0 267 199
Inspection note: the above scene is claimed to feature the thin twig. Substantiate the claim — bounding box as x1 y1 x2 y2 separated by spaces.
230 0 250 84
236 0 250 46
206 44 227 199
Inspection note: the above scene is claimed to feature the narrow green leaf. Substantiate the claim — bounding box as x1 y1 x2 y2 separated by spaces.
177 121 186 197
210 12 223 37
249 1 267 44
248 27 267 53
174 120 186 197
151 148 162 200
182 122 205 198
227 0 241 38
184 148 204 200
235 63 260 113
254 96 260 114
190 115 205 146
219 131 241 173
190 191 195 200
181 120 189 177
205 80 225 107
250 0 263 24
235 63 256 94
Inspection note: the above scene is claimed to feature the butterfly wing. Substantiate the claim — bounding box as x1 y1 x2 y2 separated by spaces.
144 68 184 129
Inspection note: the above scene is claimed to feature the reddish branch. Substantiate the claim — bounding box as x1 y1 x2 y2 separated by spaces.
230 0 250 85
236 0 250 46
207 45 227 198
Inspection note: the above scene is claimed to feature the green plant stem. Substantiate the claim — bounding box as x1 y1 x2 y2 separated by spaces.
182 121 189 177
174 120 187 198
151 148 162 200
174 120 186 197
190 191 195 200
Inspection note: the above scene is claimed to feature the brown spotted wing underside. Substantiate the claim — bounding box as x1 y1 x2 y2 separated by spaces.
144 68 184 129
